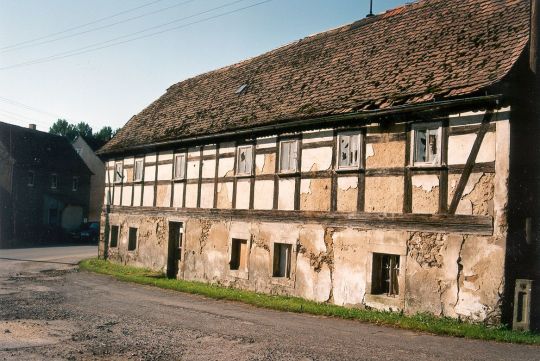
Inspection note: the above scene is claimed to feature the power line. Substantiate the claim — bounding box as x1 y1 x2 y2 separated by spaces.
0 0 272 71
0 109 51 128
0 0 164 51
1 0 197 54
0 96 63 118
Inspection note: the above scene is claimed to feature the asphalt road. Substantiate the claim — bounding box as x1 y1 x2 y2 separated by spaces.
0 246 537 360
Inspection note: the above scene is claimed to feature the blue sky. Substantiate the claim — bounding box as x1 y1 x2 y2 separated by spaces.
0 0 407 132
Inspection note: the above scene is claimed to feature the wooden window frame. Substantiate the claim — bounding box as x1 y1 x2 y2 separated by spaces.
114 162 123 183
235 145 253 176
411 122 443 167
173 153 187 180
272 242 292 278
278 139 299 173
133 159 144 182
336 131 363 170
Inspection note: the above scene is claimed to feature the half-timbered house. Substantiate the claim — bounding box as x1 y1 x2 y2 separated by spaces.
97 0 539 327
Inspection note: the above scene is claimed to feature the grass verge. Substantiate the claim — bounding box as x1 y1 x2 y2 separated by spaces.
79 258 539 345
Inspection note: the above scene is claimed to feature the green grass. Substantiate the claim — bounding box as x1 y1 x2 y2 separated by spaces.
79 258 540 345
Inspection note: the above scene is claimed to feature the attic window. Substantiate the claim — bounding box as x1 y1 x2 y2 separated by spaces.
235 84 248 95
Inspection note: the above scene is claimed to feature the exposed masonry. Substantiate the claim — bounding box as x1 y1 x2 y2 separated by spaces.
100 108 510 322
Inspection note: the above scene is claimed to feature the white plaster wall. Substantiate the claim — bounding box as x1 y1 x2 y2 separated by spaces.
121 186 132 206
145 153 157 163
219 142 235 154
202 159 216 179
186 160 200 179
200 183 214 208
301 147 332 172
303 130 333 143
172 183 184 208
113 186 122 205
256 136 277 149
411 174 439 192
253 180 274 210
123 157 134 166
338 176 357 190
142 185 154 207
185 184 198 208
144 166 156 182
448 132 496 165
236 179 251 210
158 150 173 161
133 184 142 206
278 178 295 210
203 144 216 156
157 164 172 181
218 157 235 177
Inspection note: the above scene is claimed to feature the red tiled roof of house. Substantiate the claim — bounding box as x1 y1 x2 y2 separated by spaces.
100 0 530 154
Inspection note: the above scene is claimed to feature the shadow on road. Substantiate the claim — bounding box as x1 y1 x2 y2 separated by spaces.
0 257 78 266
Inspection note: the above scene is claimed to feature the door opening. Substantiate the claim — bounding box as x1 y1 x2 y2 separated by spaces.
167 221 183 278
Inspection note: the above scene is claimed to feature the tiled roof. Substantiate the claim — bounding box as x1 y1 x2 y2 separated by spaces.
101 0 530 154
0 122 92 174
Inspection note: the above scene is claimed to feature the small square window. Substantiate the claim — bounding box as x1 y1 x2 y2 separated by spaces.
412 123 441 166
273 243 292 278
337 132 361 169
279 140 299 173
50 174 58 189
128 227 138 251
371 253 400 296
134 160 144 182
230 238 248 271
114 162 123 183
27 171 35 187
174 154 186 180
110 225 119 248
72 176 79 191
236 145 253 175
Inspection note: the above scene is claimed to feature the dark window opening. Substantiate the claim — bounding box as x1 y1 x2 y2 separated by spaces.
72 176 79 191
128 227 138 251
50 174 58 189
273 243 292 278
27 171 35 187
371 253 400 296
230 238 248 271
110 225 119 248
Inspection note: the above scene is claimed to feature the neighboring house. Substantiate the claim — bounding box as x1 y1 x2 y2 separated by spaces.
97 0 539 328
0 122 92 248
72 136 105 222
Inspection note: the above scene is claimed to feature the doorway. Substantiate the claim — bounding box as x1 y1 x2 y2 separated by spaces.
167 222 184 279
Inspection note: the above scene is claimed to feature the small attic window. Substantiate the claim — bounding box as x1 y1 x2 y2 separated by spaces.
235 84 248 94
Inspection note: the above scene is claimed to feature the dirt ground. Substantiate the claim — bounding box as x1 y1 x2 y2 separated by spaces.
0 246 538 361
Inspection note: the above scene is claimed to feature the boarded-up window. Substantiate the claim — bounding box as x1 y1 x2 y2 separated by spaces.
134 160 144 181
371 253 400 296
230 238 248 271
50 174 58 189
413 123 440 165
279 140 298 172
114 162 123 183
72 176 79 191
236 145 253 175
128 227 138 251
273 243 292 278
110 225 119 248
338 133 361 169
174 154 186 179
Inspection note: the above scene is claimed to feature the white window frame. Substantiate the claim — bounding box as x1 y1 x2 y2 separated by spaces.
236 145 253 176
27 170 35 187
50 174 58 189
133 159 144 182
279 139 299 173
173 154 186 180
72 176 79 191
411 122 442 167
337 131 362 170
114 162 123 183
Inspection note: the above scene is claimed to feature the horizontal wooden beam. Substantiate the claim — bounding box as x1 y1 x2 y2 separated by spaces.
109 206 493 235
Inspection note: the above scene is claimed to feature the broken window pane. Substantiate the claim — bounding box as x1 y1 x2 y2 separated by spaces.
273 243 292 278
338 133 360 168
414 125 440 165
371 253 400 296
236 146 253 175
114 162 123 183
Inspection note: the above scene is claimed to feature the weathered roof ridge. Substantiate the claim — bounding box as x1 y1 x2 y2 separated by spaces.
101 0 530 155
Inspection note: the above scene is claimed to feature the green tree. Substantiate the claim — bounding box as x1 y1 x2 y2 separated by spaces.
49 119 119 143
94 126 119 142
49 119 77 140
74 122 93 138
